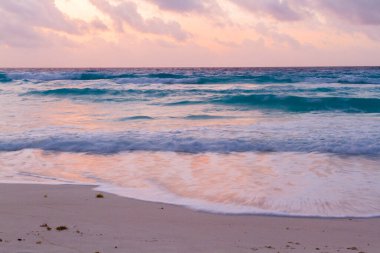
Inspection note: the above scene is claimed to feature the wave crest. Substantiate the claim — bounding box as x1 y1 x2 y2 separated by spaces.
0 72 11 82
213 94 380 113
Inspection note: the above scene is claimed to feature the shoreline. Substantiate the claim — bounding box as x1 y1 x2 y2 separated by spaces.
0 183 379 253
3 181 379 219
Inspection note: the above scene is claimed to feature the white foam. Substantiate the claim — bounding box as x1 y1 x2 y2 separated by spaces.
1 115 379 155
1 149 379 217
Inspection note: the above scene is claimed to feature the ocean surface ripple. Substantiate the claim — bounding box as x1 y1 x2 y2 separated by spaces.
0 67 379 217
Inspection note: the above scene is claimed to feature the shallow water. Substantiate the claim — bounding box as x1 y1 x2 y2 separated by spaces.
0 67 379 217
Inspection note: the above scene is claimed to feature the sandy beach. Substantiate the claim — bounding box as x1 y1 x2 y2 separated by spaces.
0 183 378 253
2 0 380 252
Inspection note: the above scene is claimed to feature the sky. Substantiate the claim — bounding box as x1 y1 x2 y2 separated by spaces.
1 0 380 67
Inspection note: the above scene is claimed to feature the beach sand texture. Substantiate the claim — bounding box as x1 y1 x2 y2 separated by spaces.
0 184 378 253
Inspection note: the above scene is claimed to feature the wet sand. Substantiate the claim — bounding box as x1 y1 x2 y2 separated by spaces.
0 183 378 253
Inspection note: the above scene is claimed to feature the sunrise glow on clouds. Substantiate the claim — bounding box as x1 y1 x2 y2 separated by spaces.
1 0 380 67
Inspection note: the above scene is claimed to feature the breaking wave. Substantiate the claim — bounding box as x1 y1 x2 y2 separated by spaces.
0 128 379 156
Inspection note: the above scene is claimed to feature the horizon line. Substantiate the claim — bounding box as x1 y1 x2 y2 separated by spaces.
1 65 380 69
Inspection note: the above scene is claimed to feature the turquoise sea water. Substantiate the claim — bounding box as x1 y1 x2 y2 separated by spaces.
0 67 379 217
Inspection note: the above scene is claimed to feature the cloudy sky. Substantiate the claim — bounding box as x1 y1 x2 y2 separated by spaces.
1 0 380 67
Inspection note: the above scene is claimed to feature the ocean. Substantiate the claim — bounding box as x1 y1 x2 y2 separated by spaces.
0 67 379 217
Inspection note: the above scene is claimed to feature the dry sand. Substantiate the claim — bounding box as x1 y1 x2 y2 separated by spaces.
0 183 379 253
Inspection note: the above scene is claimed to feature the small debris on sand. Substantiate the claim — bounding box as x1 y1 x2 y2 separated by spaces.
56 226 68 231
40 223 52 231
96 193 104 198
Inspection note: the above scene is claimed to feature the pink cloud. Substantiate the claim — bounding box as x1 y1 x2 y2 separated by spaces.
90 0 189 41
0 0 98 47
147 0 216 13
226 0 302 21
316 0 380 25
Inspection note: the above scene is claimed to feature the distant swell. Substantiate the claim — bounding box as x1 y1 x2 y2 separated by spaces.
78 72 137 80
27 88 116 96
118 116 154 121
3 67 380 84
25 88 170 97
147 73 187 79
214 94 380 113
184 115 229 120
25 87 380 113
